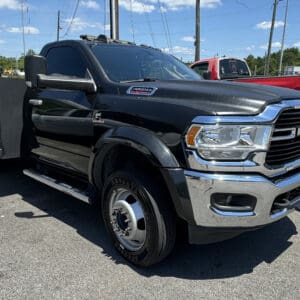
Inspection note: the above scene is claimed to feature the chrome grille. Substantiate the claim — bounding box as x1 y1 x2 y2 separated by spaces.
266 109 300 166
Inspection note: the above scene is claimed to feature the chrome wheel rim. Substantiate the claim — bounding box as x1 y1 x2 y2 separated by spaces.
109 188 146 251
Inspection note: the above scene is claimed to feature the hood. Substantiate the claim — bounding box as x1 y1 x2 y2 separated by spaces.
99 79 300 135
121 79 300 116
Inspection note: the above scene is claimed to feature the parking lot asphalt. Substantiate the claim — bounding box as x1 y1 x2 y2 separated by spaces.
0 161 299 300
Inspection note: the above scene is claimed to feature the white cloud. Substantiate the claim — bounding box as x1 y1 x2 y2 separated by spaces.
162 45 194 56
260 42 281 50
119 0 155 14
182 36 195 42
181 36 204 43
256 21 284 30
0 39 6 44
80 1 100 10
200 0 222 8
152 0 221 10
0 0 21 10
64 17 102 32
246 45 255 51
294 42 300 48
119 0 221 14
7 26 40 34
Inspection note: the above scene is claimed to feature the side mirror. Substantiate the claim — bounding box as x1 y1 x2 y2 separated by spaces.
25 55 47 88
202 71 211 80
37 73 97 93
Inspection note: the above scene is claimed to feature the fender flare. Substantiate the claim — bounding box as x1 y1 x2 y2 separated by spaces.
89 126 197 224
89 126 180 184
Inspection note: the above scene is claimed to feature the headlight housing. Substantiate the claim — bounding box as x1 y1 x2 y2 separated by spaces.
186 124 272 160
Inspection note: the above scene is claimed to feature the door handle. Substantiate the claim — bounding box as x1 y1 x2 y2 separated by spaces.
29 99 43 106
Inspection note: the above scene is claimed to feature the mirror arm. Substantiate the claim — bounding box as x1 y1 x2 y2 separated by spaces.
37 74 97 93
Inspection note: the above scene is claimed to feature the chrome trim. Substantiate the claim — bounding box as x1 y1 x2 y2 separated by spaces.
211 207 255 217
271 127 296 141
184 170 298 228
187 99 300 177
192 100 300 124
29 99 43 106
290 197 300 208
187 148 300 179
23 169 90 204
270 208 288 219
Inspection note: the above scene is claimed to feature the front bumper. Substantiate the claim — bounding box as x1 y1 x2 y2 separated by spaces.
184 170 300 228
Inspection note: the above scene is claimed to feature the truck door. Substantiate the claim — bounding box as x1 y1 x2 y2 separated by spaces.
30 46 95 175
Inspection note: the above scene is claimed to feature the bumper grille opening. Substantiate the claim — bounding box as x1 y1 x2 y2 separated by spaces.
211 193 256 213
271 187 300 215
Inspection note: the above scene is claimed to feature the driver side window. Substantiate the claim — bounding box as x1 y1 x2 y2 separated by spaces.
46 46 87 78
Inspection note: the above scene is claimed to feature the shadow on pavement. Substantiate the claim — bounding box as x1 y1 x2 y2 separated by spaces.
1 161 298 280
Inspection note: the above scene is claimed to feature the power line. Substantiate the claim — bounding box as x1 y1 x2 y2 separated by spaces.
162 7 173 52
129 0 135 43
62 0 80 38
143 3 156 47
157 0 172 53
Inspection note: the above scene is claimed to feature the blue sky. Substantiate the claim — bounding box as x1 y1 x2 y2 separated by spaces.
0 0 299 61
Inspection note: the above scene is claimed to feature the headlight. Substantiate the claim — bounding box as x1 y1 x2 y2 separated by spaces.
186 124 272 160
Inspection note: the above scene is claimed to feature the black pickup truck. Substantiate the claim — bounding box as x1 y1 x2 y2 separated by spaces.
1 35 300 266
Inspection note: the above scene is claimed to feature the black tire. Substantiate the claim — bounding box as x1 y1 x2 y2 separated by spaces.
102 170 176 267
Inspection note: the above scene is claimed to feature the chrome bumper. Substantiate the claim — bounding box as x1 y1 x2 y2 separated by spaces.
184 170 300 228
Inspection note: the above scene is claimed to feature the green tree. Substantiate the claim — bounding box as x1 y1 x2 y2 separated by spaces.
245 47 300 76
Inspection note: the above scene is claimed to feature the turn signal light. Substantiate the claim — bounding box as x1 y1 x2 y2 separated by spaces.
186 125 201 147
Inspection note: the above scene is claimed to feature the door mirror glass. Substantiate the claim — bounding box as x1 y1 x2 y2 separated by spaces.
25 55 47 88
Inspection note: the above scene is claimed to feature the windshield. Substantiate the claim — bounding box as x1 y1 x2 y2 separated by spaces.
219 58 250 79
91 44 201 82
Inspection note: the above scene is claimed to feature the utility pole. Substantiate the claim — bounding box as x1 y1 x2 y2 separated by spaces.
110 0 119 40
21 0 26 57
195 0 200 61
57 10 61 41
265 0 279 75
279 0 289 75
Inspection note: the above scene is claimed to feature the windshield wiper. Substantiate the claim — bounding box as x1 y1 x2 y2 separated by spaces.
120 78 157 83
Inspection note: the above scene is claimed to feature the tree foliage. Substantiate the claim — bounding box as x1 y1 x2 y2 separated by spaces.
245 47 300 76
0 49 36 70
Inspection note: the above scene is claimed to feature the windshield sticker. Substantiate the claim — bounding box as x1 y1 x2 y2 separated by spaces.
127 86 158 96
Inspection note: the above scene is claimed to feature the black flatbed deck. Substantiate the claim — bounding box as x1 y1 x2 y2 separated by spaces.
0 78 26 159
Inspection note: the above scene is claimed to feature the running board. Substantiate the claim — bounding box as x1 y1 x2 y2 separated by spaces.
23 169 90 204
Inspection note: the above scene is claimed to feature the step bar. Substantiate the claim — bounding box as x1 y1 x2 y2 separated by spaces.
23 169 90 204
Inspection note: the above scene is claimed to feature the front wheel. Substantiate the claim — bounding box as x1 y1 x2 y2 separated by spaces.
102 170 176 267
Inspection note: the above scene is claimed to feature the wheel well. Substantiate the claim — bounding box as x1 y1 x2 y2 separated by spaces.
93 145 170 197
92 144 190 229
105 145 160 182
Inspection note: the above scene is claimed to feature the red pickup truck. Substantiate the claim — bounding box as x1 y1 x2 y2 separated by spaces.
191 57 300 91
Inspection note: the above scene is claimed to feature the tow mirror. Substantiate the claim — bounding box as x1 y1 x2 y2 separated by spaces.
25 55 47 88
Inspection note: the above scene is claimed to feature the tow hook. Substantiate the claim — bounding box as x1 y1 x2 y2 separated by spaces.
273 197 300 210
